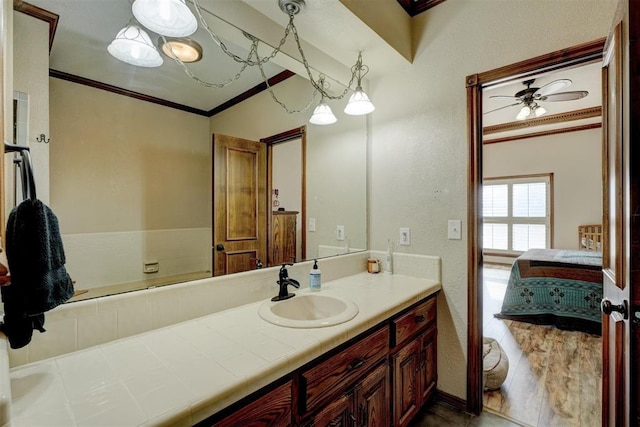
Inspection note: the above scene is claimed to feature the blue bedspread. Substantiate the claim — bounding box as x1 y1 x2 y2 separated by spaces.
495 249 603 335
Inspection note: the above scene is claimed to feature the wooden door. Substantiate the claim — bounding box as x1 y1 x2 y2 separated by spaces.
601 4 638 425
213 134 267 276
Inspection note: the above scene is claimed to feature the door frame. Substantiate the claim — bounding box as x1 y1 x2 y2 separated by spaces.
261 126 307 266
465 39 606 414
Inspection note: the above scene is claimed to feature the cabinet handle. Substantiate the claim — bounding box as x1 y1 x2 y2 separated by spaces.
414 314 426 323
346 357 364 371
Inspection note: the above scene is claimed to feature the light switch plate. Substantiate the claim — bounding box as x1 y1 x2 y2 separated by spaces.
336 225 345 241
448 220 462 240
309 217 316 232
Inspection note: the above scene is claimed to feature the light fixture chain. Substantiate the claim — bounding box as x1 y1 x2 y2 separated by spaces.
255 49 318 114
166 35 255 88
145 0 374 115
192 0 293 67
288 22 353 101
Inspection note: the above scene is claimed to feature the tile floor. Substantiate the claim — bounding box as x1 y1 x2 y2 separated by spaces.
409 399 524 426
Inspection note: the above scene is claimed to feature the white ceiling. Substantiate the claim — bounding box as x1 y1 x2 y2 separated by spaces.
19 0 602 123
21 0 407 115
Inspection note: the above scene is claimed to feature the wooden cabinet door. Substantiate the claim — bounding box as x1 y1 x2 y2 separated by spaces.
418 327 437 403
213 382 292 427
305 392 355 427
392 339 420 427
355 363 389 427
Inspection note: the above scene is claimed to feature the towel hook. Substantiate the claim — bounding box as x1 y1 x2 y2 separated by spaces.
36 133 50 144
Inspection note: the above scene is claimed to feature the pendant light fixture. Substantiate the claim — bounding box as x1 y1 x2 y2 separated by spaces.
132 0 197 37
344 52 375 116
309 102 338 125
107 23 163 67
109 0 376 125
309 77 337 125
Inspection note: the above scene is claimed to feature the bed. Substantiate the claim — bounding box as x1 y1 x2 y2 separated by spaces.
495 226 603 335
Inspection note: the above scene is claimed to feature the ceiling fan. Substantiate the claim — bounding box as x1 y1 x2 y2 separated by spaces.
485 78 588 120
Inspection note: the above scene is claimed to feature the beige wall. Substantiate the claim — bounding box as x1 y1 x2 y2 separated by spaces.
483 129 602 250
368 0 616 398
49 79 211 289
209 75 368 259
13 12 49 203
49 79 211 233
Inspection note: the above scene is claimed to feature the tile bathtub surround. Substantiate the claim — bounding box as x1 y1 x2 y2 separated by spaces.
5 251 448 367
62 228 212 292
8 272 441 427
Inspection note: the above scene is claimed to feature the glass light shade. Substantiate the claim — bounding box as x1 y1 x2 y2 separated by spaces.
160 38 203 63
309 102 337 125
344 90 375 115
108 24 163 67
132 0 197 37
534 105 547 117
516 105 531 120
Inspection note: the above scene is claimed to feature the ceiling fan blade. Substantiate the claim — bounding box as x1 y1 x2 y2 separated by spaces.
533 79 572 97
489 95 520 100
483 102 521 115
539 91 589 102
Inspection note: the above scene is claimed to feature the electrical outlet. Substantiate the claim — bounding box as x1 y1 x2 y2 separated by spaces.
309 217 316 232
336 225 345 241
143 261 159 273
399 227 411 246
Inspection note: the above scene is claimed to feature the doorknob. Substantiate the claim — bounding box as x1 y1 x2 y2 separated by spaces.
215 244 225 252
601 298 628 322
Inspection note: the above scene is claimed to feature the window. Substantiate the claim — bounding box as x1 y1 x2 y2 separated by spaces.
482 175 552 254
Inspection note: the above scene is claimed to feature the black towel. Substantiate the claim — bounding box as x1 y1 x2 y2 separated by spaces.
1 199 74 349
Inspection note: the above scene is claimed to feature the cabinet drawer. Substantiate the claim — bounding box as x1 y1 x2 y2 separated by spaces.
302 326 389 413
393 297 436 347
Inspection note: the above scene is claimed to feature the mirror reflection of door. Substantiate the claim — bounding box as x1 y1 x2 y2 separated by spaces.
212 134 267 276
264 127 306 267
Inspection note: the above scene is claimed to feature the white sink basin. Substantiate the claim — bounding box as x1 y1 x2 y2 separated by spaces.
258 294 359 328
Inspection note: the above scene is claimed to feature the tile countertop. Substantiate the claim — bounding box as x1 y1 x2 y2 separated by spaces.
9 272 441 427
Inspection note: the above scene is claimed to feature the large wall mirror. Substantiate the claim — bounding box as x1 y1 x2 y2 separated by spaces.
10 0 368 301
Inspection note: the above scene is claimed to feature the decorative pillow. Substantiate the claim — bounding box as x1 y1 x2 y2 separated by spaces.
482 337 509 390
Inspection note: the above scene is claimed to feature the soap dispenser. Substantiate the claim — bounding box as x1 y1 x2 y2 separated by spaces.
309 260 322 291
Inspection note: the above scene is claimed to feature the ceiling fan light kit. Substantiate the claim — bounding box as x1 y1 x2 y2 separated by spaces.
106 0 374 125
487 78 588 121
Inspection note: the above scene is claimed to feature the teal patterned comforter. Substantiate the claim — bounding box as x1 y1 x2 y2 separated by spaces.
495 249 603 335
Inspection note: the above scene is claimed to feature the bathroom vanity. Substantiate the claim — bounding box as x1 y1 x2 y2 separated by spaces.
7 259 441 427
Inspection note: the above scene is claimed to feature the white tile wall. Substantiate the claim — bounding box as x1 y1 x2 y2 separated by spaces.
6 252 371 367
62 228 212 291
